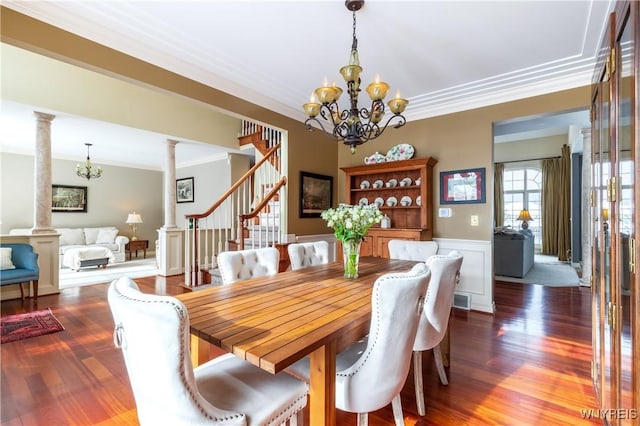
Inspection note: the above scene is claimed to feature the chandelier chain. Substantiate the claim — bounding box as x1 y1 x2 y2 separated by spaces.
352 10 357 43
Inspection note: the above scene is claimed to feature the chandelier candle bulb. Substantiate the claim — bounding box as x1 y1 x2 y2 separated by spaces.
388 93 409 114
303 94 321 117
366 77 390 101
315 80 338 104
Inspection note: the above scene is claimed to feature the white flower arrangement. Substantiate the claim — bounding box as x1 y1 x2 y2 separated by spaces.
321 203 383 242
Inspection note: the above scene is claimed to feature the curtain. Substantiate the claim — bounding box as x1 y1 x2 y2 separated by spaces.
541 145 571 260
541 158 560 255
494 163 504 228
557 144 571 261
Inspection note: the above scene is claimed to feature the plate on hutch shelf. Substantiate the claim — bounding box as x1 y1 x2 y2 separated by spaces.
385 178 398 188
359 197 369 206
400 177 412 187
386 196 398 207
374 197 384 207
400 196 412 206
373 179 384 188
360 180 371 189
416 196 422 206
386 144 415 162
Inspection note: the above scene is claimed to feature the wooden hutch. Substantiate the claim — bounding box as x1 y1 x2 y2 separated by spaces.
341 157 438 258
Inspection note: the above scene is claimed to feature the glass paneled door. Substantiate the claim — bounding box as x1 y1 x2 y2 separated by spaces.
615 6 634 420
592 61 614 415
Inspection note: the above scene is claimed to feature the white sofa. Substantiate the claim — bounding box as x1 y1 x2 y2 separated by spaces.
10 227 129 265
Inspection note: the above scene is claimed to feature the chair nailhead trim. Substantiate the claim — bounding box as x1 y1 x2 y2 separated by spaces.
113 286 244 422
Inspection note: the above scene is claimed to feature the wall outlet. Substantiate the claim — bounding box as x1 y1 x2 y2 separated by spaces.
470 215 479 226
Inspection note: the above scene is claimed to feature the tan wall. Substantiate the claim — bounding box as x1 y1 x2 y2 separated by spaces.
337 88 590 240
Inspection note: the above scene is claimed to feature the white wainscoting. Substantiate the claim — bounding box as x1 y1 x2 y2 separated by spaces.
434 238 494 313
293 234 494 314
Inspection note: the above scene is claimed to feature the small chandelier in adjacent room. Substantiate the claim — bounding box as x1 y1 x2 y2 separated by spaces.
302 0 408 154
76 143 103 180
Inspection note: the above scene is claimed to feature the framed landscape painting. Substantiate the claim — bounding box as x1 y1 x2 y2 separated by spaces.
299 171 333 218
176 177 194 203
52 184 87 212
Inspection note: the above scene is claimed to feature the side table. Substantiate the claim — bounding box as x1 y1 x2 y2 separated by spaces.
125 239 149 261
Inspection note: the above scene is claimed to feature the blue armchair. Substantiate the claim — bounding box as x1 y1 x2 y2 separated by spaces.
0 243 39 300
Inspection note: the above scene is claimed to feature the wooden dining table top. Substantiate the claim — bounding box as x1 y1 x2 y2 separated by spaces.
176 256 418 374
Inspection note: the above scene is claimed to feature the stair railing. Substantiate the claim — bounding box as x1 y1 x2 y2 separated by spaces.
239 176 287 250
183 142 283 288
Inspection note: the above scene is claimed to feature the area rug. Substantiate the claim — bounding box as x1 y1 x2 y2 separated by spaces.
496 262 579 287
1 308 64 344
59 257 158 289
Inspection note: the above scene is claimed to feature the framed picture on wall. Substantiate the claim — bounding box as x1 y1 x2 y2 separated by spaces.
52 184 87 212
440 168 486 204
299 171 333 218
176 177 194 203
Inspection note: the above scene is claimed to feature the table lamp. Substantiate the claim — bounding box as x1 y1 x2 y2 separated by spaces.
126 212 143 241
517 209 533 230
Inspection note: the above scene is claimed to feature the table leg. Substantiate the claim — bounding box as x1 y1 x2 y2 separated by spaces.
309 341 336 426
190 334 210 367
442 324 450 367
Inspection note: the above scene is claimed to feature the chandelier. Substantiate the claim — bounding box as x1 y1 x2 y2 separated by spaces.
302 0 408 154
76 143 103 180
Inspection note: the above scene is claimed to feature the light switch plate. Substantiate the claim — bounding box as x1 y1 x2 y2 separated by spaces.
438 208 452 218
470 215 479 226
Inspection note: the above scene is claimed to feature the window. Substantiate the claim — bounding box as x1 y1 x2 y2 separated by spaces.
503 167 542 246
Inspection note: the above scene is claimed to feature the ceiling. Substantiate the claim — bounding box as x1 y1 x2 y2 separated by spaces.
1 0 610 168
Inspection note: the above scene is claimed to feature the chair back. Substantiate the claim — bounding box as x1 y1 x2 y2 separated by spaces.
335 263 430 413
388 240 438 262
414 251 464 351
217 247 280 285
287 241 329 271
0 243 39 272
107 277 244 425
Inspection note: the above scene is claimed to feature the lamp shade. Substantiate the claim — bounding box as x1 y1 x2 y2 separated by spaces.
517 209 533 222
126 212 143 224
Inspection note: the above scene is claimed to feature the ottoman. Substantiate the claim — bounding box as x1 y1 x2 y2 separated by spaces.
62 247 115 271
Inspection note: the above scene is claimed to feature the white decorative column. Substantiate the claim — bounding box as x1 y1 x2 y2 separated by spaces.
581 128 592 286
158 139 183 276
163 139 178 230
4 111 63 299
33 111 55 234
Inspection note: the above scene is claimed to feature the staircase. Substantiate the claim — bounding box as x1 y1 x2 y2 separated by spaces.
183 121 287 288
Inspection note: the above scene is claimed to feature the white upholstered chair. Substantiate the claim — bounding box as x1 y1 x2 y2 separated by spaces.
388 239 438 262
217 247 280 285
287 263 431 426
287 241 329 271
413 250 463 416
108 276 307 426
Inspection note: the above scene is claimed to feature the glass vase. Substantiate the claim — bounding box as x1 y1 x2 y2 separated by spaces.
342 240 361 279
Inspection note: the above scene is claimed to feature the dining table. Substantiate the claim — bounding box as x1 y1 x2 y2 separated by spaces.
176 256 423 426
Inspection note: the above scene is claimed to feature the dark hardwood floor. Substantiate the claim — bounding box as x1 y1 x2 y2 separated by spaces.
1 275 602 425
